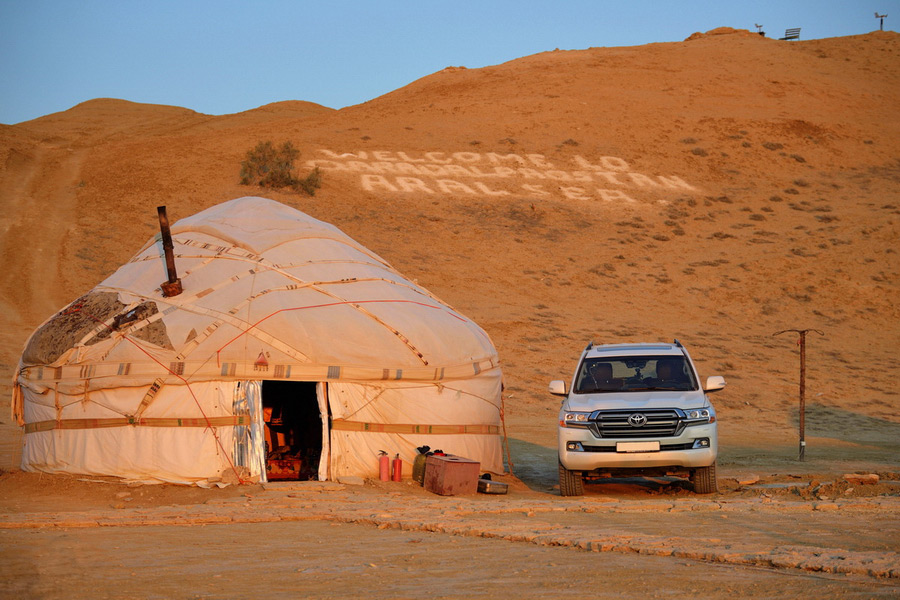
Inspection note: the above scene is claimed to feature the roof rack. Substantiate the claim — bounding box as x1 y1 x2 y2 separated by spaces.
673 338 683 347
585 341 594 351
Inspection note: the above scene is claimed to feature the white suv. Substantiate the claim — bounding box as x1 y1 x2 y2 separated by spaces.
549 340 725 496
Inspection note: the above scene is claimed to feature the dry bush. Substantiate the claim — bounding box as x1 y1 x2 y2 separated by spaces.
689 259 729 267
239 141 322 196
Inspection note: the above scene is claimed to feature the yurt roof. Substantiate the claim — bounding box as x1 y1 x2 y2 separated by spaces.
19 197 499 389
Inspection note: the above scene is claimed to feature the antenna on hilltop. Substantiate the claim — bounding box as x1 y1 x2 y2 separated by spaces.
875 12 888 31
755 23 765 36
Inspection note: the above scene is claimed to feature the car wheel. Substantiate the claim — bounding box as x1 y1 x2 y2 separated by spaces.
558 462 584 496
691 462 718 494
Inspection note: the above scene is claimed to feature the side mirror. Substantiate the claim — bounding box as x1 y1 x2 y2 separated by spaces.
704 375 726 392
548 380 568 396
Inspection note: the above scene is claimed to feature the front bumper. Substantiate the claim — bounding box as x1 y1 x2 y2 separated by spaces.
558 422 717 471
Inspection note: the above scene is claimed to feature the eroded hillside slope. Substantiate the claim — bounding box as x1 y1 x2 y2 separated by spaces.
1 29 897 466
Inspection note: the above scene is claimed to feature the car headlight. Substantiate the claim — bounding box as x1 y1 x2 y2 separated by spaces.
561 411 591 427
683 408 715 424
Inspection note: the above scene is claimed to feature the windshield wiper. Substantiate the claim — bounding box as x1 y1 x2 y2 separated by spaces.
626 386 667 391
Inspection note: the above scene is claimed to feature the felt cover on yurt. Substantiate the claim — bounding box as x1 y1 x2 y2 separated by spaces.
13 197 504 484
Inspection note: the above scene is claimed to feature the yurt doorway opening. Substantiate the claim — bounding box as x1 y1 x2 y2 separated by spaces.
262 381 324 481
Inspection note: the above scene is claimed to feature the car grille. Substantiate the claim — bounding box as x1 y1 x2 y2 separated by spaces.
589 409 683 438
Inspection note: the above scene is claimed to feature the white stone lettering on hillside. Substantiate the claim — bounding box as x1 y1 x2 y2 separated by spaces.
306 150 698 202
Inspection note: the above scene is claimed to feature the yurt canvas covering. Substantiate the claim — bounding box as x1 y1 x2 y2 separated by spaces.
13 197 504 484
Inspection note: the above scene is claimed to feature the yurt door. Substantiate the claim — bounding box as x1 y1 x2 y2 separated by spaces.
261 380 326 481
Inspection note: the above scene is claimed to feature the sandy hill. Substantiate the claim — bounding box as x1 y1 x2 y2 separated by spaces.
1 28 898 470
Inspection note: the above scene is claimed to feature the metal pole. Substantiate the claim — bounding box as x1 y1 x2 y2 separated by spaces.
773 328 823 461
798 331 806 460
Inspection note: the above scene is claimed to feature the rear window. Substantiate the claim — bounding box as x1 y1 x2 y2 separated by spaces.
574 355 697 393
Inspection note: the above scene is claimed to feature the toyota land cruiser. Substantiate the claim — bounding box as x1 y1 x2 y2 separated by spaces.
549 340 726 496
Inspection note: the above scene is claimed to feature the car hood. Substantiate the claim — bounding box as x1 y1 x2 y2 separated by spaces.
564 391 709 412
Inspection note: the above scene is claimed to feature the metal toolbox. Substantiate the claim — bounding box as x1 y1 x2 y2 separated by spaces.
477 478 508 494
424 454 480 495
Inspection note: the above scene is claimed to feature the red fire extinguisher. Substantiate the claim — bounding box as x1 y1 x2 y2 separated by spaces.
378 450 390 481
392 453 402 482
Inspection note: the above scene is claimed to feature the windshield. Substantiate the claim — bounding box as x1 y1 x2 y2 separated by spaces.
574 355 698 393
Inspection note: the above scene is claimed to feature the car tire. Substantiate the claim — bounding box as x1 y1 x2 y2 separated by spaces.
691 462 718 494
558 462 584 496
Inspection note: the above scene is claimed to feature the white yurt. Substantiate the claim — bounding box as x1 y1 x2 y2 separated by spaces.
13 197 504 485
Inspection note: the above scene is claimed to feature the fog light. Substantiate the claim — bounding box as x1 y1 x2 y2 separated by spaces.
692 438 710 449
566 441 584 451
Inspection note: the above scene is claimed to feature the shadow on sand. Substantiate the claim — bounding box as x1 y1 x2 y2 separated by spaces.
506 437 695 497
795 403 900 448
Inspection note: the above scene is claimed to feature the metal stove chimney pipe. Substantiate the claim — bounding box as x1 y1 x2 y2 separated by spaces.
157 205 183 297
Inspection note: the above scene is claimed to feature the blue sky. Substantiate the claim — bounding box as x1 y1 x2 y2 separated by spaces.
1 1 896 125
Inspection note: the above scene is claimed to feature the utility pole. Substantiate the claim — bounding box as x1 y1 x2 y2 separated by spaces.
876 12 888 31
773 328 824 461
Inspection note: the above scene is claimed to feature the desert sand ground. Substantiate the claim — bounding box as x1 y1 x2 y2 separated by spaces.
0 28 898 598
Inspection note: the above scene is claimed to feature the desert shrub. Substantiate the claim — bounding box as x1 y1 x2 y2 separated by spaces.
293 167 322 195
239 141 322 196
240 141 296 186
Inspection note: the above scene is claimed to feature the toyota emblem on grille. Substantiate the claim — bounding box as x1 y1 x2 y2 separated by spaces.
628 413 648 427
